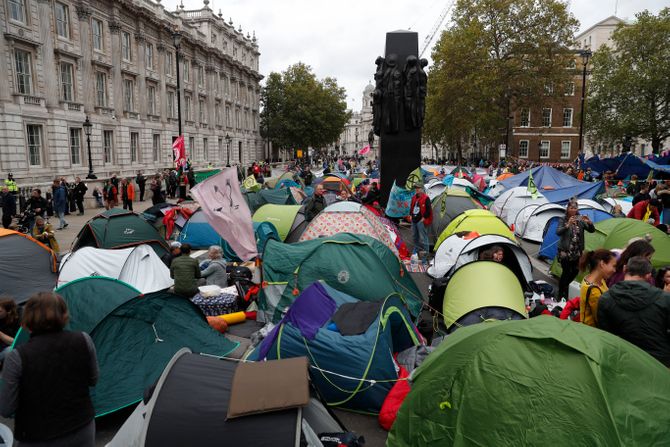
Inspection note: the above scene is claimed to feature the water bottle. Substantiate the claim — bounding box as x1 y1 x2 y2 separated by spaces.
410 253 418 270
540 292 545 304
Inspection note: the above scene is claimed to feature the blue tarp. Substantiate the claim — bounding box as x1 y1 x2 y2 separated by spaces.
583 154 653 179
499 166 604 203
644 159 670 173
538 209 613 260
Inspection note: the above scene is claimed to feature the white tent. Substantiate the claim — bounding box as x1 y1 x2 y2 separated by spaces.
427 233 533 285
426 179 447 201
485 180 506 199
59 245 173 293
603 198 633 215
491 187 548 226
451 178 478 192
322 201 362 213
577 199 607 212
514 203 566 242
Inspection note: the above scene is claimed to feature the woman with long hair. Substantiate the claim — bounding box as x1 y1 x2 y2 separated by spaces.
556 199 595 300
607 239 655 287
579 249 617 327
656 267 670 292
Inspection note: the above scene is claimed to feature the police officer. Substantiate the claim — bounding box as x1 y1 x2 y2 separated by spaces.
3 173 18 195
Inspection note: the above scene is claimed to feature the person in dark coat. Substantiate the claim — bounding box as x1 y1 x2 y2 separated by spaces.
73 177 88 215
52 179 68 230
632 186 651 206
135 171 146 202
555 199 595 300
598 256 670 367
0 292 98 446
150 175 164 205
1 186 16 229
305 184 326 221
169 243 201 297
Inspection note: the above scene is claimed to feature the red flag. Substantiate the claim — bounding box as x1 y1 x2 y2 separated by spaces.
172 135 186 169
359 145 371 155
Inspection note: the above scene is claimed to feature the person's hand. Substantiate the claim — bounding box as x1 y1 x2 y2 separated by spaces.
581 216 591 224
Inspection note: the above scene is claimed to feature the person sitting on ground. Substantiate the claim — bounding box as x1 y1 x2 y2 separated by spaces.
200 245 228 288
598 257 670 367
0 297 20 362
578 249 617 327
32 216 59 253
162 241 182 267
627 198 661 226
170 243 201 298
656 267 670 292
0 292 98 446
611 204 626 218
607 239 655 287
305 184 326 221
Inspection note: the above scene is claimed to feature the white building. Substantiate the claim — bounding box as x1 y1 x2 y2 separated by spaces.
0 0 263 186
337 83 375 156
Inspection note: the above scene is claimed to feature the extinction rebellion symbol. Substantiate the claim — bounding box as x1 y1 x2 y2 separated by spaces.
123 228 135 235
337 270 350 284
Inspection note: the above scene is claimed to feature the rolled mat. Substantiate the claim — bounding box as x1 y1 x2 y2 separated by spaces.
218 312 246 325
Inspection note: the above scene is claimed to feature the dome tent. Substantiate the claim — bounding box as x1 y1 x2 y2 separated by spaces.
491 187 548 226
252 204 307 242
0 229 57 304
435 209 515 251
498 165 604 203
429 189 485 245
513 203 566 242
441 261 527 331
11 277 240 416
72 208 169 258
428 234 532 286
249 282 422 414
259 234 423 323
389 317 670 447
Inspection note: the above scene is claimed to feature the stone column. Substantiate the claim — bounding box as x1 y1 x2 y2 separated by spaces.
157 42 167 124
206 64 216 131
76 4 94 113
135 32 147 118
37 0 60 108
109 20 123 117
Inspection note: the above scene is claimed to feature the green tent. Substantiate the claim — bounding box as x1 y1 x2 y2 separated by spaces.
194 169 221 183
45 277 239 416
243 188 297 214
550 218 670 277
443 261 527 329
72 209 169 258
253 204 306 242
435 209 515 250
389 316 670 446
260 233 423 323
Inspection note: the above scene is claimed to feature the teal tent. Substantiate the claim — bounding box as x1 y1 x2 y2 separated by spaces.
260 234 423 323
243 188 297 214
389 317 670 446
19 277 240 416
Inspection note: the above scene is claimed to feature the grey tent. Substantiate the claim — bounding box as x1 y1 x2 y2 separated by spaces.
106 349 346 447
0 229 58 304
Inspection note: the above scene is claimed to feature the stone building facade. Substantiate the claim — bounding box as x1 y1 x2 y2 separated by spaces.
0 0 263 186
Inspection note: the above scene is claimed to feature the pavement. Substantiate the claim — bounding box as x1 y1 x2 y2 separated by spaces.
1 202 557 447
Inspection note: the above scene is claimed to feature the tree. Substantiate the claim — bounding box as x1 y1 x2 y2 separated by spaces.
586 9 670 154
260 63 350 155
425 0 578 158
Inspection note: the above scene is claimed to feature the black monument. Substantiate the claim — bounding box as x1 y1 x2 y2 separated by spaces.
372 31 427 206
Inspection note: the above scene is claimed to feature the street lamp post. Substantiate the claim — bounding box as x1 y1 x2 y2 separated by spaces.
83 116 96 179
225 133 232 166
578 49 592 160
172 29 183 145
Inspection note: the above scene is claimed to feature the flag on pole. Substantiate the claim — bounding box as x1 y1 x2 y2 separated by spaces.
527 169 538 199
172 135 187 169
359 145 371 155
190 168 258 261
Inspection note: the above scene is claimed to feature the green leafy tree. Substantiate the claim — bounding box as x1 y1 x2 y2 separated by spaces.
426 0 578 158
586 9 670 154
260 63 350 155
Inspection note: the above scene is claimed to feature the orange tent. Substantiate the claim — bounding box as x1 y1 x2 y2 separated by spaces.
496 173 514 181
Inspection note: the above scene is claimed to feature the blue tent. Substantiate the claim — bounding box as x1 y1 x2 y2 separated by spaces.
499 166 604 203
538 209 613 260
178 210 279 257
644 159 670 173
249 282 421 414
583 154 654 179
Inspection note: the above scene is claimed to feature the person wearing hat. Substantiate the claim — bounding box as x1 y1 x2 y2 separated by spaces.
3 173 18 195
410 183 432 260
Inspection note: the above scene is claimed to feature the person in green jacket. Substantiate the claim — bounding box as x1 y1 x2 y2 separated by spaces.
169 243 201 297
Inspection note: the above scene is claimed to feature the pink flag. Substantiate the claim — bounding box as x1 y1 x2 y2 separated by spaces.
172 135 187 169
190 168 258 260
359 145 371 155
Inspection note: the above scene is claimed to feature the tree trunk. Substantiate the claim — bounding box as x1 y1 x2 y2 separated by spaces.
652 136 661 154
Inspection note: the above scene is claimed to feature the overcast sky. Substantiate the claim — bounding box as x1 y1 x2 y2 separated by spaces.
172 0 666 110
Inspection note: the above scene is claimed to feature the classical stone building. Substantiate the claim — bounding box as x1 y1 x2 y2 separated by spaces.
337 83 375 156
0 0 263 186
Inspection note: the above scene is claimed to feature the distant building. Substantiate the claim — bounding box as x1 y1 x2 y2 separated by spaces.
0 0 263 186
